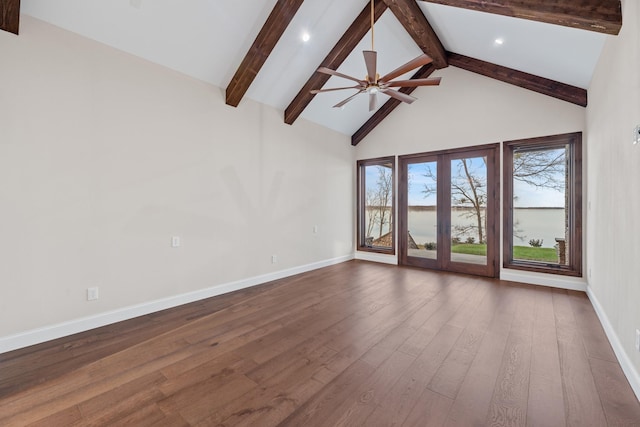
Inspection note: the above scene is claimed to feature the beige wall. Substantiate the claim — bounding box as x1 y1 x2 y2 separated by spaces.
586 0 640 380
355 66 586 160
0 17 354 339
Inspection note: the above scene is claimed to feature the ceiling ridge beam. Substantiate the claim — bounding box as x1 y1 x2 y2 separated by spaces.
225 0 305 107
1 0 20 35
418 0 622 35
284 0 388 126
351 64 436 146
382 0 447 68
447 52 587 107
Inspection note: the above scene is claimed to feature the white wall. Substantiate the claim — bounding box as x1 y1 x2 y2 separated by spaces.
0 17 354 341
586 0 640 392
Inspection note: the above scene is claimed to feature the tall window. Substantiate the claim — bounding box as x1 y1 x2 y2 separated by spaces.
503 133 582 276
357 157 395 254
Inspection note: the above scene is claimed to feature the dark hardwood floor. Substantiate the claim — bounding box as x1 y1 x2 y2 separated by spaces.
1 260 639 426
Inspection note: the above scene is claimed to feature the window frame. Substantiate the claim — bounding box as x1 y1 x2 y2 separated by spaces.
357 156 396 255
503 132 582 276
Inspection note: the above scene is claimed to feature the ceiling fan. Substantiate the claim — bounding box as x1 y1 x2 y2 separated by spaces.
311 0 441 111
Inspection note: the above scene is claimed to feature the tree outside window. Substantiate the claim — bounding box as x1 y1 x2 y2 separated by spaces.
358 157 395 253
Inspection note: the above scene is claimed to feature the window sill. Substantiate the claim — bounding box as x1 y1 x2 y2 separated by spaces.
503 261 582 278
357 246 395 256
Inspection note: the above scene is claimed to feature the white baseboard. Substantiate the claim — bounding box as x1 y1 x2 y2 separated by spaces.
0 254 354 355
500 269 587 291
586 286 640 402
354 250 398 265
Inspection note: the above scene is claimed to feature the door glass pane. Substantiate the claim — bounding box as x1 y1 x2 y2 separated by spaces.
450 157 487 265
363 162 393 249
512 146 567 264
407 161 437 259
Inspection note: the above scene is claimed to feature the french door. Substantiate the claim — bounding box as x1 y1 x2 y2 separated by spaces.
398 144 500 277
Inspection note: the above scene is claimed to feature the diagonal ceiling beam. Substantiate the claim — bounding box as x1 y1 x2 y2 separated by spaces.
351 64 436 146
284 0 388 125
447 52 587 107
382 0 447 68
418 0 621 35
353 51 589 146
225 0 305 107
1 0 20 35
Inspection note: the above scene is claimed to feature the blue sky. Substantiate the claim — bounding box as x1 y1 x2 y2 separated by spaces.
407 162 437 205
405 159 564 207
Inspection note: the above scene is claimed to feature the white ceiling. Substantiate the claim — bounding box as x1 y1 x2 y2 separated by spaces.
20 0 608 136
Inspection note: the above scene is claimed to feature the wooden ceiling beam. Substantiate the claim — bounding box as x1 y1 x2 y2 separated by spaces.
382 0 447 68
418 0 621 35
225 0 304 107
1 0 20 35
447 52 587 107
284 0 388 125
351 64 436 146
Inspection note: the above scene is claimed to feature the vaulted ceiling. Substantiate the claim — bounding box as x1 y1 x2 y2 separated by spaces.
2 0 622 145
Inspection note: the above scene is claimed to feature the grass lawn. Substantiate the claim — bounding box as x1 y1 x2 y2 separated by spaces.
451 244 557 262
450 243 487 256
512 245 558 262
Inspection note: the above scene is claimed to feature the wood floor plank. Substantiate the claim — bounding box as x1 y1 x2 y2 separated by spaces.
326 350 417 426
397 280 475 356
527 287 566 427
361 277 468 367
365 323 464 426
486 332 532 426
567 290 617 362
278 359 375 426
27 405 84 427
0 261 637 426
159 374 258 425
0 340 194 425
402 389 454 427
78 372 168 425
443 331 510 427
553 291 608 426
427 348 477 399
589 356 640 425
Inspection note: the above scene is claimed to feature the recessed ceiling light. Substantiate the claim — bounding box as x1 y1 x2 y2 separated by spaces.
494 38 504 46
302 32 311 43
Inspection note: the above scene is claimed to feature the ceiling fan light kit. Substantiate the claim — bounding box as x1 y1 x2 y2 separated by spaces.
311 0 441 111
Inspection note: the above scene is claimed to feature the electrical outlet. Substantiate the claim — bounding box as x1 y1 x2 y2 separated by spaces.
272 255 278 264
87 287 99 301
634 125 640 145
171 236 180 247
635 329 640 351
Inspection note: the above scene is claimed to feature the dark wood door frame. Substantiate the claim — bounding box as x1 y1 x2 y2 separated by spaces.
399 143 500 277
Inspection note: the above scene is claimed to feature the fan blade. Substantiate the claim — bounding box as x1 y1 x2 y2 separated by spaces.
363 50 377 83
333 90 366 109
317 67 366 85
379 54 433 83
310 85 362 94
381 89 417 104
386 77 441 88
369 92 377 112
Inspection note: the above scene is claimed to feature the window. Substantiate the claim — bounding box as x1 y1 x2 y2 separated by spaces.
503 132 582 276
357 157 395 254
